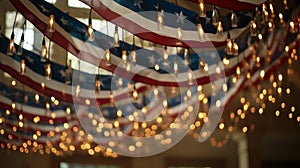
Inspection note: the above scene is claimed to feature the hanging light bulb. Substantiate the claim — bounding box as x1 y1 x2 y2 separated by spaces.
283 0 288 10
11 100 16 110
105 49 112 66
268 21 274 32
34 93 40 103
7 32 15 56
198 0 206 17
157 2 164 30
163 46 168 65
279 13 284 24
131 43 137 66
17 32 24 56
187 70 193 85
132 85 138 100
65 60 72 84
233 40 239 56
236 66 241 78
226 33 233 55
40 36 47 62
87 8 94 41
223 56 230 67
20 55 26 75
197 22 205 40
249 21 257 36
216 21 223 37
269 3 275 18
114 26 120 47
212 6 219 26
122 45 127 66
184 48 190 65
95 75 101 93
289 21 296 33
48 13 55 33
173 57 179 77
45 59 52 80
231 11 238 28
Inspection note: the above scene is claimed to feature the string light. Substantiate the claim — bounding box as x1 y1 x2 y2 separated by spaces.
198 0 206 17
113 26 119 47
45 60 52 80
173 57 179 77
20 55 26 75
132 84 138 100
105 49 112 66
197 22 205 40
231 11 238 28
7 12 18 55
157 2 164 30
17 21 26 56
87 8 94 41
162 46 168 65
131 36 137 66
40 36 47 62
216 21 223 37
250 21 257 36
95 72 101 93
48 13 55 33
121 45 127 66
184 48 190 65
212 6 219 26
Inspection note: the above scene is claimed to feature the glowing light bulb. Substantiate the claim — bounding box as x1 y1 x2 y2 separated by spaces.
87 23 94 41
216 21 223 37
11 100 16 110
48 14 55 32
184 48 190 65
198 0 206 17
7 33 15 56
268 21 274 31
109 91 114 105
121 45 127 65
113 26 119 47
105 49 111 66
233 40 239 56
157 2 164 30
231 12 238 28
132 86 138 100
212 7 219 26
33 95 40 105
95 75 101 93
162 46 168 65
20 57 26 75
40 37 47 62
223 57 230 66
173 58 178 77
131 44 137 66
279 13 284 24
45 61 52 80
250 21 257 36
226 38 233 55
290 21 296 33
197 23 205 40
187 70 193 85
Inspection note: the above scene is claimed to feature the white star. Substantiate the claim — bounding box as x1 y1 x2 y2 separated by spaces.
25 56 34 64
205 16 211 25
148 55 156 65
210 52 217 59
40 5 48 13
176 11 186 26
59 69 66 77
60 17 69 26
134 0 143 9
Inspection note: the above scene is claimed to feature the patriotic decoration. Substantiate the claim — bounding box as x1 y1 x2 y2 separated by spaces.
0 0 299 157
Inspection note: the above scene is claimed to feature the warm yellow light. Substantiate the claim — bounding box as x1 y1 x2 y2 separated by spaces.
198 0 206 17
45 62 52 80
197 23 205 40
250 21 257 36
216 21 223 37
48 14 55 33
